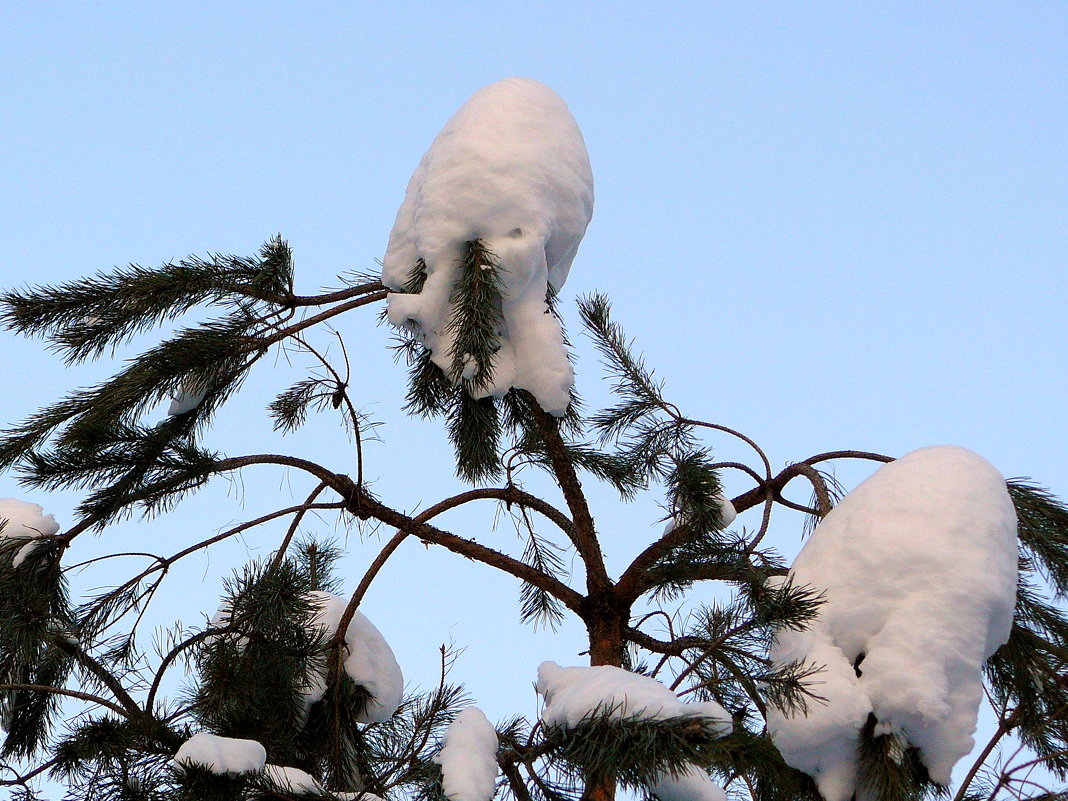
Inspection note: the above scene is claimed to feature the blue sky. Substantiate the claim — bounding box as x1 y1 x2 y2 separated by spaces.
1 1 1066 792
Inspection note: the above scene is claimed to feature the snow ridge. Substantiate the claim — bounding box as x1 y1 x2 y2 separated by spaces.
383 77 594 416
768 445 1018 801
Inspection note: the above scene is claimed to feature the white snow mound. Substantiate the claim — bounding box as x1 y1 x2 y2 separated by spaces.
167 384 207 416
433 707 500 801
263 764 323 794
303 591 404 723
768 445 1018 801
663 493 737 535
383 77 594 416
173 732 266 775
652 764 728 801
0 498 60 568
210 591 403 724
536 661 732 736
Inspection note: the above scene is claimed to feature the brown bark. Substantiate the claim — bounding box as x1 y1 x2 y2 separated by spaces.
582 606 625 801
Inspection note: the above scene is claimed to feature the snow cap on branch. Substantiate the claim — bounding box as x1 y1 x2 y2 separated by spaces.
167 383 207 416
383 77 594 416
0 497 60 568
263 764 323 794
172 732 267 775
768 445 1018 801
536 661 733 735
433 707 500 801
302 591 404 723
651 764 728 801
210 590 403 724
663 493 737 534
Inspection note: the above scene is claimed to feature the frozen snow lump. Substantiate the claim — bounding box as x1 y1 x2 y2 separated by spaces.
0 498 60 568
768 445 1018 801
383 77 594 416
536 661 732 737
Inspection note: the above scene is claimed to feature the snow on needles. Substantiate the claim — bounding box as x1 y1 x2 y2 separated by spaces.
210 591 403 724
0 498 60 568
536 661 733 736
383 77 594 416
263 764 324 794
651 764 728 801
173 732 266 775
433 707 500 801
304 591 404 723
768 445 1018 801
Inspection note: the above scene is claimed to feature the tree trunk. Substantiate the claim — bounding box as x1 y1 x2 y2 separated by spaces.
582 608 625 801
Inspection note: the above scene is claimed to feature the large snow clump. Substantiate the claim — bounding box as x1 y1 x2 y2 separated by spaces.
173 732 266 775
210 590 403 724
0 498 60 568
433 707 500 801
303 591 404 723
768 445 1018 801
383 77 594 416
536 661 732 736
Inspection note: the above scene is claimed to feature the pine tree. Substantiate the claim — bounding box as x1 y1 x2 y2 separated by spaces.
0 237 1064 801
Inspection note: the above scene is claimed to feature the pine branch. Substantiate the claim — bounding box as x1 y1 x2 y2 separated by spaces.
540 708 733 793
447 239 504 390
1 238 293 359
517 509 569 630
577 293 672 445
1010 480 1068 599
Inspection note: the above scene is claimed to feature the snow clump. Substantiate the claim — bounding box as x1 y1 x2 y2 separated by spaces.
303 591 404 723
0 498 60 568
172 732 266 775
433 707 500 801
663 493 737 535
768 445 1018 801
167 384 207 416
263 764 323 794
382 77 594 416
651 764 728 801
210 591 403 724
536 661 732 736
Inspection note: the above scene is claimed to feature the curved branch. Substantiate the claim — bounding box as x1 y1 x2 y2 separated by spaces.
291 334 367 489
343 485 587 615
147 628 223 712
789 463 833 517
0 683 129 718
269 482 331 571
0 757 62 788
194 456 587 615
677 417 773 481
333 485 575 648
730 450 893 515
619 450 877 599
